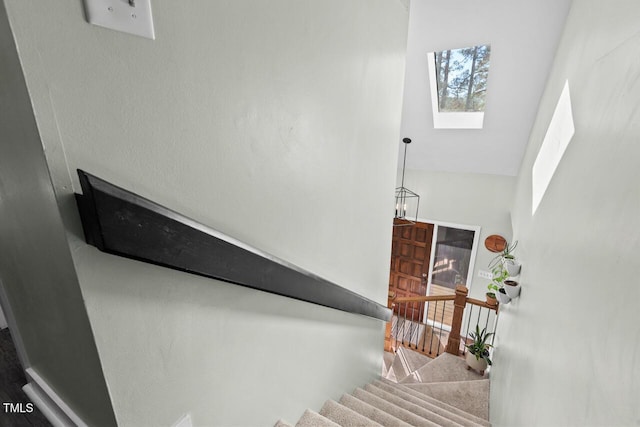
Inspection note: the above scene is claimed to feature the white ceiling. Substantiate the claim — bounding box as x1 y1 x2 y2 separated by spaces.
399 0 572 176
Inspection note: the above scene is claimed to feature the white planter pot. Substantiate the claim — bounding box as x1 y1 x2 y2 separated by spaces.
496 289 511 304
504 280 521 298
503 259 521 276
466 351 488 375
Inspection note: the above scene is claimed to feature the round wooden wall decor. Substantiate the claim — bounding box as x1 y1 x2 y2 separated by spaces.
485 235 507 253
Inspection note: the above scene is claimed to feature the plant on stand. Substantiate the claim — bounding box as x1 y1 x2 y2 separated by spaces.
465 324 494 375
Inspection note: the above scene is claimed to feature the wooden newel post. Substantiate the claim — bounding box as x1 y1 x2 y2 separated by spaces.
384 291 396 352
445 285 468 356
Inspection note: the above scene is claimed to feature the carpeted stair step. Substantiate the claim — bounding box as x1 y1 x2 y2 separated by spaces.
362 383 465 427
338 393 412 426
402 379 490 421
294 409 340 427
389 346 434 382
382 351 396 377
351 387 441 426
400 353 485 384
319 399 384 426
273 419 294 427
385 365 399 382
373 379 489 426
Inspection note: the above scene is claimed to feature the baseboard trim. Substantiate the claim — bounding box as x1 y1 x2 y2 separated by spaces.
23 368 88 427
23 383 70 427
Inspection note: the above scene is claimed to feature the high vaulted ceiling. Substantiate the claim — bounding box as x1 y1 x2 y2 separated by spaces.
399 0 572 176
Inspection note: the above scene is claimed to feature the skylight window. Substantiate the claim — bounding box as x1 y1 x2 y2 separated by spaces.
427 44 491 129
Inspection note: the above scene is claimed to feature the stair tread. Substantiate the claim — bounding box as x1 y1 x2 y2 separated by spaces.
400 353 485 384
295 409 340 427
390 346 434 381
351 387 442 427
362 384 465 427
373 380 489 426
383 350 395 371
288 350 491 427
402 379 490 421
385 365 399 382
320 399 384 426
382 350 395 377
339 393 412 427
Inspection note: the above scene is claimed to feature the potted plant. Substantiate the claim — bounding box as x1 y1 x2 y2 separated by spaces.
489 240 521 276
495 287 511 304
486 264 508 305
465 324 494 375
504 279 520 298
485 289 498 307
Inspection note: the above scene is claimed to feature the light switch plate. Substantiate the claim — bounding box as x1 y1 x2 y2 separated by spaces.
84 0 155 40
478 270 493 280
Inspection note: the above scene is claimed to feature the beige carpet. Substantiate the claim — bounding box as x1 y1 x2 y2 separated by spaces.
403 379 490 420
389 346 434 382
274 350 491 427
400 352 486 384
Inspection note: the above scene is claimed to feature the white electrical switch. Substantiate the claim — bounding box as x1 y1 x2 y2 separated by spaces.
478 270 493 280
84 0 155 40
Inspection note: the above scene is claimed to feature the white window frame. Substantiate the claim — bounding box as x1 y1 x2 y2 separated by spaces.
417 218 481 331
427 53 485 129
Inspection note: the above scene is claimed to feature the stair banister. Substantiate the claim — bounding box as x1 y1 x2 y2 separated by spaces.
445 285 468 355
387 286 498 357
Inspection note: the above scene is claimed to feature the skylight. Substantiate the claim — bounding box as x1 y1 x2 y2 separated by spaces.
427 44 491 129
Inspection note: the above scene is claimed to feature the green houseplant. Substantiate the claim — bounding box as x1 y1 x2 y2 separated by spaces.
487 264 509 305
489 240 521 276
465 325 494 374
488 264 510 304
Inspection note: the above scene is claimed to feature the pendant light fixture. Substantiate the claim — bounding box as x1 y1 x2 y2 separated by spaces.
394 138 420 226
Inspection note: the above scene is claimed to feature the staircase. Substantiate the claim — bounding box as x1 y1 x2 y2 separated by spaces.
274 347 490 426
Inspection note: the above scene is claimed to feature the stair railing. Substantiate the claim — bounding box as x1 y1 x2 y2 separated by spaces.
386 285 498 358
388 293 456 357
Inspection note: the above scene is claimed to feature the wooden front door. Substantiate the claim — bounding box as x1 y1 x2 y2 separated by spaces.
389 220 434 318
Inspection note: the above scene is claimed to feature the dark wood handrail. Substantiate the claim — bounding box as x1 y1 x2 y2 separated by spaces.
466 297 498 310
391 293 497 311
75 170 392 321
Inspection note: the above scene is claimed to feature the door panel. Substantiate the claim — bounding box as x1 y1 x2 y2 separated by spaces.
388 220 434 319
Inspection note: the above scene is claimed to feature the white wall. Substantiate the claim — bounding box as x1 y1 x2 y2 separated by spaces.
400 168 515 300
491 1 640 425
4 0 409 425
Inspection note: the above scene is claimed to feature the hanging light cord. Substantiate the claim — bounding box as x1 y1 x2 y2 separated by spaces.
400 137 411 189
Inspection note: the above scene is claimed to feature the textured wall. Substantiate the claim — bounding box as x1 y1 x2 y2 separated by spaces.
4 0 409 425
491 1 640 425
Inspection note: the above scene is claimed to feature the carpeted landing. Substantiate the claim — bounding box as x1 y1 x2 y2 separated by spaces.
274 347 490 426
